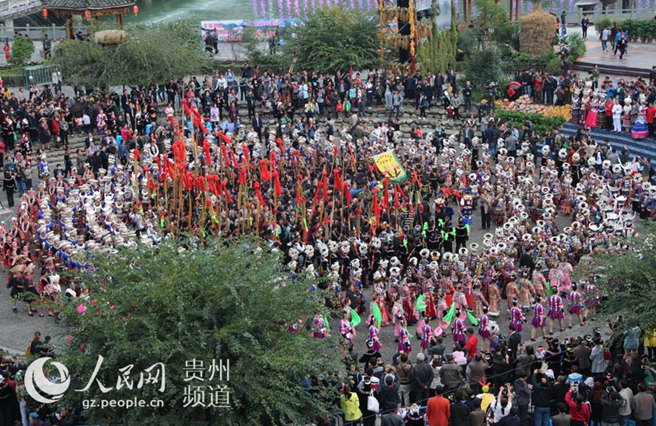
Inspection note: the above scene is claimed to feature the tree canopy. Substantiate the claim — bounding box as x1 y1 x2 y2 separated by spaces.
8 36 35 67
284 7 379 73
52 21 212 88
580 223 656 332
57 239 342 426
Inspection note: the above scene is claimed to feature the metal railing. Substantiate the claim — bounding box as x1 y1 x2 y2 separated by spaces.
0 24 91 40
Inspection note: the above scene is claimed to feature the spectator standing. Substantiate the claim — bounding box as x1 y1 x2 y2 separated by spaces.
426 388 451 426
618 380 633 426
632 384 656 426
410 352 434 404
514 372 533 426
581 17 590 39
532 370 554 426
553 403 572 426
395 353 413 407
601 27 610 51
565 386 591 426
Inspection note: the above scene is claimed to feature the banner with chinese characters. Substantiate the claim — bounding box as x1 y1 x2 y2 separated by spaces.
372 151 407 182
200 19 303 43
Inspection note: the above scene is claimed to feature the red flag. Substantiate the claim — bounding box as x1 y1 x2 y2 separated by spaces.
412 171 419 184
273 171 282 198
218 132 231 145
343 181 351 207
238 167 247 185
230 151 238 169
242 143 250 163
220 145 229 165
395 184 407 200
203 139 211 165
349 66 353 79
383 178 389 209
260 160 271 181
270 151 277 170
196 176 207 192
181 98 192 117
133 149 141 160
222 180 232 203
394 186 400 210
254 181 265 206
373 191 381 225
276 137 284 153
322 170 328 202
313 181 323 207
333 169 342 192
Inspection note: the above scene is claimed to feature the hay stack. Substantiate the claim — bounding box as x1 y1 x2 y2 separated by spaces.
519 7 557 56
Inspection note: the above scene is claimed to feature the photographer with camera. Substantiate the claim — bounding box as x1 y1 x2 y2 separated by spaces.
490 384 514 424
532 369 555 426
565 383 591 426
600 385 623 426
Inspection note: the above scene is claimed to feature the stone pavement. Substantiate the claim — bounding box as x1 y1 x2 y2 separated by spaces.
580 35 656 71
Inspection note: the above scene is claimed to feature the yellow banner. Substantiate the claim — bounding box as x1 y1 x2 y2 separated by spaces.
372 151 407 182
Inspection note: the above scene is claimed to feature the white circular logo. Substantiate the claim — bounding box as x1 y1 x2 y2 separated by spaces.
24 357 71 404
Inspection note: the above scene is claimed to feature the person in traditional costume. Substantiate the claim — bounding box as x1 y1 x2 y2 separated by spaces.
583 279 599 322
313 312 328 339
478 305 492 352
452 309 466 344
547 291 565 334
531 295 547 341
567 283 585 328
630 97 649 139
420 315 433 353
397 316 412 354
367 315 382 352
509 298 525 333
488 282 501 317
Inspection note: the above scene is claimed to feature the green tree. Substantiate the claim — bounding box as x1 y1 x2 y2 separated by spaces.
58 240 342 426
417 0 458 74
463 45 503 94
582 223 656 333
286 7 379 73
52 21 212 88
8 36 35 67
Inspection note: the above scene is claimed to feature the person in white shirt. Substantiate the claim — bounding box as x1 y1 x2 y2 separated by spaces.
490 385 513 423
601 27 611 51
618 379 633 426
612 98 623 132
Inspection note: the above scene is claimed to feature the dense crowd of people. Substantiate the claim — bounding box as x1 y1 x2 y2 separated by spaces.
1 57 656 426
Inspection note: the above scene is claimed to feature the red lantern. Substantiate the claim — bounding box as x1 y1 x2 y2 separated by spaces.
84 10 91 19
133 5 139 15
42 8 48 18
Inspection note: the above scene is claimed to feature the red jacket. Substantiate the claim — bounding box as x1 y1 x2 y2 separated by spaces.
647 106 656 124
426 395 451 426
565 391 591 424
464 335 478 357
605 101 614 117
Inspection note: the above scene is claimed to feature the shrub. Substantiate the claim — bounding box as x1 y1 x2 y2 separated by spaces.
594 17 613 34
493 108 566 137
566 33 586 61
464 46 504 96
8 35 34 67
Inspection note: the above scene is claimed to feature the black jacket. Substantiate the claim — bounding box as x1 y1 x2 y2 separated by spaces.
601 393 622 424
410 362 434 392
451 401 472 426
531 374 554 408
